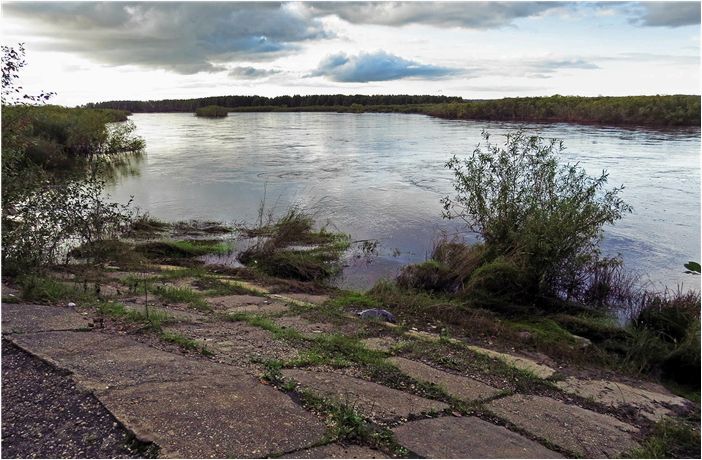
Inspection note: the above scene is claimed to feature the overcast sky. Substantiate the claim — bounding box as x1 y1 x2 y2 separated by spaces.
2 1 700 106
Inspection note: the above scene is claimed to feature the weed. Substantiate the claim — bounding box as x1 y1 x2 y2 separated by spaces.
625 417 700 459
136 239 231 261
17 275 96 304
160 331 212 356
124 215 171 239
153 285 210 310
95 301 171 329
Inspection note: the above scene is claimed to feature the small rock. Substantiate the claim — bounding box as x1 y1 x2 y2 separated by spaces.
357 309 397 323
67 302 77 308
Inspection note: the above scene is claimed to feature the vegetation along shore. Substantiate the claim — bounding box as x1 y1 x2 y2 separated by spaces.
87 94 701 127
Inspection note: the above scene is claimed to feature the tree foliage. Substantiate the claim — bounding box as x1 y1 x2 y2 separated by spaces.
442 130 632 300
1 44 142 274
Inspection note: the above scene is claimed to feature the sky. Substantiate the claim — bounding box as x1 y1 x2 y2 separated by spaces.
1 1 700 106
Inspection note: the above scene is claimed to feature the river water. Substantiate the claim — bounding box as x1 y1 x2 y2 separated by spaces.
107 112 700 291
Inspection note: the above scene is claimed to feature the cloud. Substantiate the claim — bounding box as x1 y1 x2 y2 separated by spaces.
4 2 331 74
310 51 461 82
630 1 701 27
307 1 565 29
229 66 281 80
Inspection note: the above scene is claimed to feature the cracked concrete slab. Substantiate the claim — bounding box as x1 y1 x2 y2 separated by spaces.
555 377 691 421
101 376 326 458
2 304 92 334
393 416 563 458
361 336 406 352
389 357 500 401
282 369 449 421
164 322 300 368
274 316 334 336
280 443 388 458
467 345 555 379
487 394 639 457
8 331 233 391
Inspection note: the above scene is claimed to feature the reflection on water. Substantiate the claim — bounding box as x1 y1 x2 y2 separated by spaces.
106 113 701 291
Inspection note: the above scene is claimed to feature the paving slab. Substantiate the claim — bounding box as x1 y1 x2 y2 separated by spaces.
274 316 334 336
361 336 406 352
282 369 449 421
280 443 388 459
206 294 268 307
393 416 563 458
164 322 300 368
214 278 270 294
2 304 91 334
9 330 234 391
277 293 330 305
555 377 691 421
467 345 555 379
121 302 207 323
101 375 326 458
269 294 317 307
487 394 639 457
389 357 500 401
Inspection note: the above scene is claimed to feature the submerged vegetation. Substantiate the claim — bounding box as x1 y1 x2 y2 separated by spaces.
237 206 350 282
90 94 700 127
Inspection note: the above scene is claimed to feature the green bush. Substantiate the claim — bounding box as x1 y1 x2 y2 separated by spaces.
465 256 527 303
442 130 631 302
396 259 454 292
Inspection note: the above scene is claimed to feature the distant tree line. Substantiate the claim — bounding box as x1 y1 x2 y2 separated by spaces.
86 94 462 113
419 95 701 127
87 94 700 127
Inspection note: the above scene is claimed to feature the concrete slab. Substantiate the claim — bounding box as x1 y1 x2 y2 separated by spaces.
164 322 300 368
555 377 691 421
281 443 388 459
206 295 269 308
487 394 639 457
9 331 234 391
274 316 334 336
101 376 326 458
215 278 270 295
467 345 555 379
2 304 91 334
393 416 563 458
360 337 405 353
282 369 449 421
225 303 289 315
389 357 500 401
277 293 330 305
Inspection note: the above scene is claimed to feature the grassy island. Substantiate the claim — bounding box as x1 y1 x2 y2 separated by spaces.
195 105 228 118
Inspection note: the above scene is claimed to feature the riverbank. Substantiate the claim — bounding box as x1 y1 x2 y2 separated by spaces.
89 94 701 127
1 220 699 457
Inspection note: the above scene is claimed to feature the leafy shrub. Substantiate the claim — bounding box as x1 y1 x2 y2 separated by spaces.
396 259 453 292
441 130 631 302
465 256 527 303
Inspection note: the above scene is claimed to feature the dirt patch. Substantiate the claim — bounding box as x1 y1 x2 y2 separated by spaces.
274 316 335 336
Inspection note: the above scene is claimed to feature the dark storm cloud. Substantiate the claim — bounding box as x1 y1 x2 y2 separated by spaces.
307 1 565 29
310 51 460 82
631 2 701 27
229 66 281 79
3 2 331 74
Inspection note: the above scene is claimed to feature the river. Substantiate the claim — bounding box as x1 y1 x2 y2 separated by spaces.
106 112 701 291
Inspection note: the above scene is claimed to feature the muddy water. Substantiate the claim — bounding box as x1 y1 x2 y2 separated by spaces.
107 113 700 291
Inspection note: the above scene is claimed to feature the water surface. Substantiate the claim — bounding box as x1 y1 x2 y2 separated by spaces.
107 112 701 291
